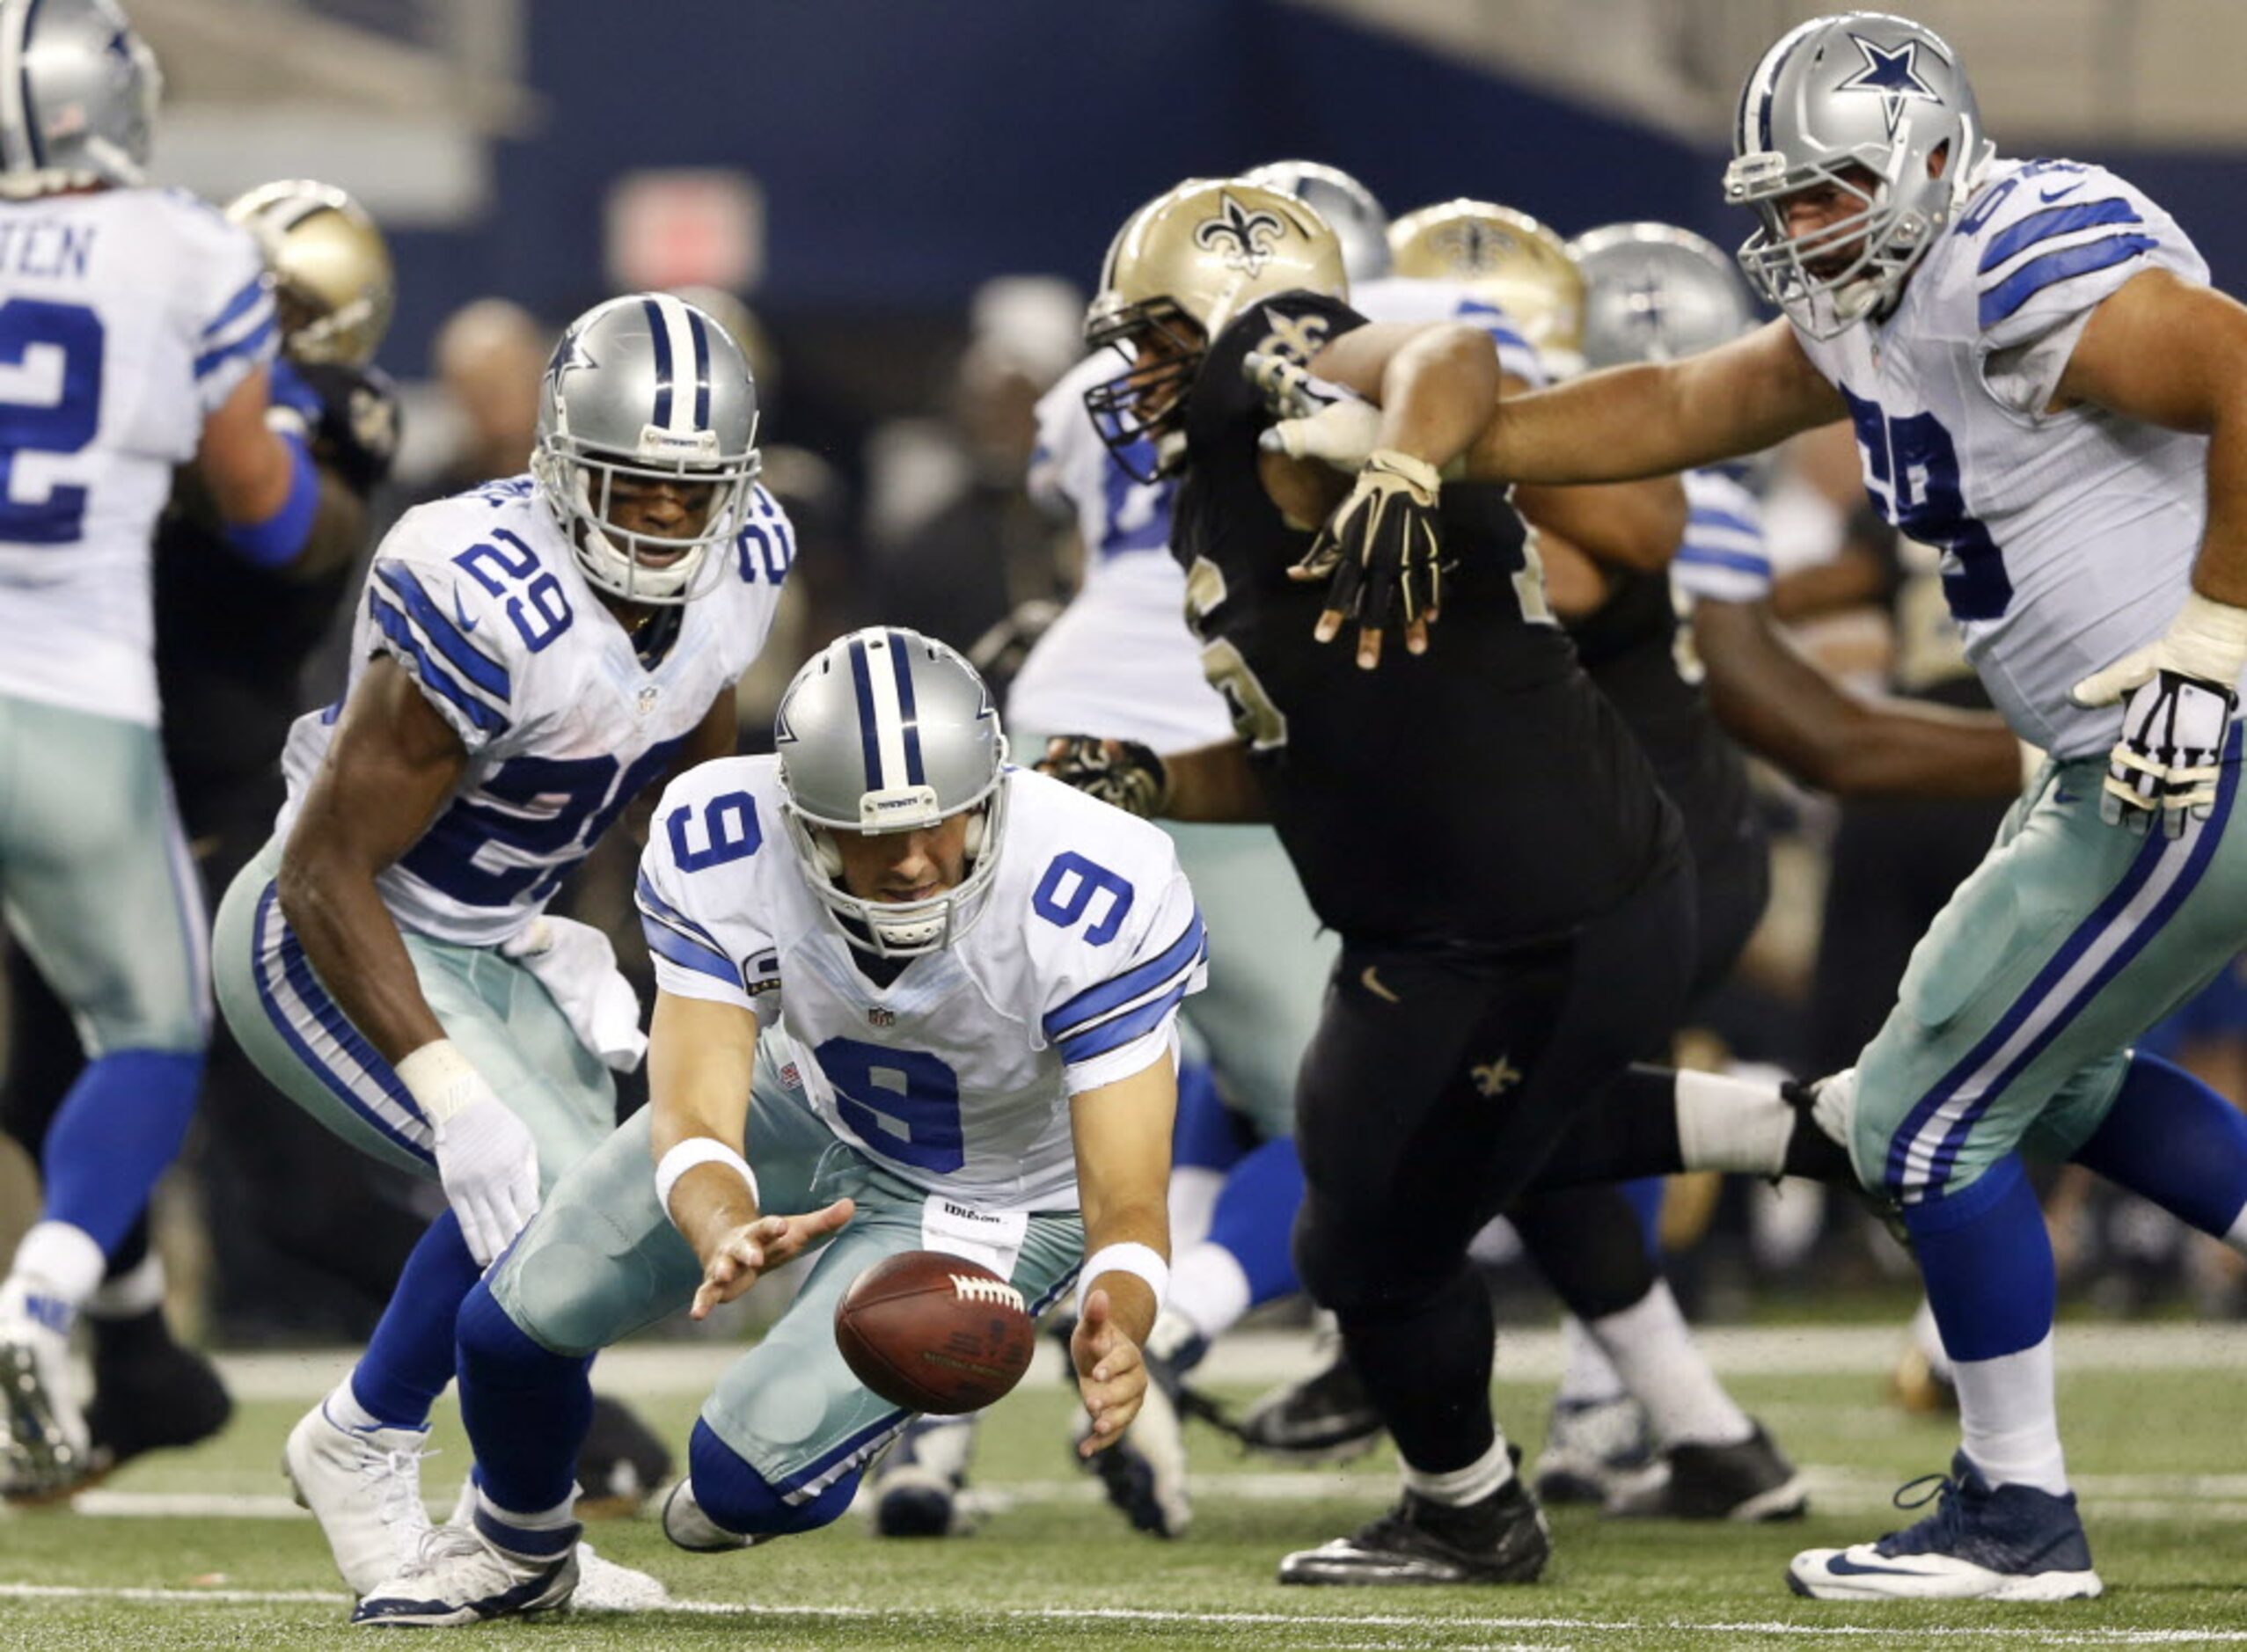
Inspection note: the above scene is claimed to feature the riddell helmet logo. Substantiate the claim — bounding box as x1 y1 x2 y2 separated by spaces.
1195 193 1285 275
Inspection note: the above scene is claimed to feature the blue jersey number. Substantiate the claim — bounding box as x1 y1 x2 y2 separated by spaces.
1096 457 1176 559
1032 852 1135 945
0 299 103 545
1841 391 2012 621
666 790 761 872
401 737 685 907
455 529 573 652
736 506 794 584
816 1037 964 1174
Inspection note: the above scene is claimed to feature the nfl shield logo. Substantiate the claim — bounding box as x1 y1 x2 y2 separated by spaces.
636 684 660 717
868 1006 897 1027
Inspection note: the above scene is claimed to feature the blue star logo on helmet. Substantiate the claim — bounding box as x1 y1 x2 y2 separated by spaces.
1839 34 1942 139
1194 193 1285 276
543 330 597 398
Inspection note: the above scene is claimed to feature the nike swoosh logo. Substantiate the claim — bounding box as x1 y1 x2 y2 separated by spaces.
2040 181 2085 203
1360 966 1400 1004
1822 1554 1929 1577
452 589 479 634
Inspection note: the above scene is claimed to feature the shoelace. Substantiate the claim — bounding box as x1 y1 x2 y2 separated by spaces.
358 1438 436 1531
1881 1470 1964 1550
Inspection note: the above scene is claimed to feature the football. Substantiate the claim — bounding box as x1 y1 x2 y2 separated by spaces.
833 1250 1037 1414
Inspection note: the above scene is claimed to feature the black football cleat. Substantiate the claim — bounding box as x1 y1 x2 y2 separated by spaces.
1278 1480 1550 1586
1235 1355 1385 1463
1603 1421 1808 1522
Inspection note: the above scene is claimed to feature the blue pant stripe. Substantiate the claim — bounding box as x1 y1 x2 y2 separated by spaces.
250 883 433 1166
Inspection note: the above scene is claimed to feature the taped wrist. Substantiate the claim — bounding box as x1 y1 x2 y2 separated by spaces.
1075 1241 1169 1318
2163 590 2247 689
1365 447 1442 502
394 1039 485 1125
655 1138 759 1230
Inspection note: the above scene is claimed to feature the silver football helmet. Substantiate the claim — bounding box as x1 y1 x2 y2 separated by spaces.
0 0 159 197
1241 160 1392 284
1725 11 1994 338
1570 223 1760 369
774 628 1011 958
531 292 762 605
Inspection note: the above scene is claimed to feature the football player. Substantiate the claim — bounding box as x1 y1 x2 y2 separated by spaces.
348 632 1197 1624
0 176 402 1495
1062 176 1702 1586
0 0 328 1495
207 291 785 1603
1285 11 2247 1603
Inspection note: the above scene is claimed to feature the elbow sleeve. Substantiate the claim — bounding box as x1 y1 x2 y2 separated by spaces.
220 434 319 570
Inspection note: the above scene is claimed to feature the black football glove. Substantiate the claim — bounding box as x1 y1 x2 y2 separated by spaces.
1289 448 1445 669
1038 736 1170 818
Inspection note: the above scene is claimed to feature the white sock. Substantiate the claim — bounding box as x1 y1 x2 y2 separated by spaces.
328 1372 414 1435
2227 1200 2247 1256
478 1481 577 1532
1555 1313 1627 1407
1953 1332 2068 1495
1167 1242 1250 1344
86 1253 166 1320
1401 1434 1515 1505
6 1220 106 1325
1467 1216 1521 1268
1586 1281 1753 1449
1909 1297 1953 1382
1167 1169 1222 1253
1675 1069 1796 1176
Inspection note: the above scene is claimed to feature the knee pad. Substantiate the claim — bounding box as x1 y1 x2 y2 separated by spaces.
488 1233 616 1359
685 1419 860 1539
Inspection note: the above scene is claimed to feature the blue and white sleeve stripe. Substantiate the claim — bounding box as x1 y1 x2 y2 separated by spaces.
194 272 278 384
633 868 738 986
372 564 513 704
1456 299 1545 387
1044 910 1207 1065
1974 196 2157 330
367 595 509 737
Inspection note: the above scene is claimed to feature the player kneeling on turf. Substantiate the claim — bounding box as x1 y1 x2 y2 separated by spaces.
352 630 1199 1626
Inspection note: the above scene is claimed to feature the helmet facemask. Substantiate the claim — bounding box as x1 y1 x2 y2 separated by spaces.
1081 296 1204 485
531 436 758 605
780 777 1010 959
1728 144 1948 338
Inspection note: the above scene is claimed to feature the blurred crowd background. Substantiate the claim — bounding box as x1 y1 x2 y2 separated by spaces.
4 0 2246 1354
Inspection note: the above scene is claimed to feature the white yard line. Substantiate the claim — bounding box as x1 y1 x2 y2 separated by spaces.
204 1323 2247 1401
1 1583 2243 1644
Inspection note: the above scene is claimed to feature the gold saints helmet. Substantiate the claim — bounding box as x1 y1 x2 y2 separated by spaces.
1387 200 1585 373
224 179 396 369
1082 178 1345 482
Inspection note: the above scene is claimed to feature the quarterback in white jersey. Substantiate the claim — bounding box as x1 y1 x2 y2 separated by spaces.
0 0 328 1499
345 631 1197 1625
210 291 777 1608
1304 8 2247 1607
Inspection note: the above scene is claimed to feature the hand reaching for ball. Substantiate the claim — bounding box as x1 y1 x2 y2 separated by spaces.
1072 1288 1148 1457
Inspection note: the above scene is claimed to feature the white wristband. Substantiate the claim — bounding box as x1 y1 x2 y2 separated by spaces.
2166 590 2247 687
654 1138 758 1226
393 1039 483 1124
1075 1241 1169 1319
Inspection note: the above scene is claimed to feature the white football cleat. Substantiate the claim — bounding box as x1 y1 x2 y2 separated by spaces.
1789 1453 2101 1601
662 1475 765 1553
353 1523 578 1626
0 1283 89 1499
282 1400 435 1596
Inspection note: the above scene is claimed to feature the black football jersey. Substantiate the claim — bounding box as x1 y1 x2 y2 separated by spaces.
1569 566 1757 889
1173 291 1680 947
157 362 399 825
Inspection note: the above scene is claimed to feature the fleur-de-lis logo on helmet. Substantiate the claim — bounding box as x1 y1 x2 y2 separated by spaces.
1434 218 1517 274
1194 192 1286 276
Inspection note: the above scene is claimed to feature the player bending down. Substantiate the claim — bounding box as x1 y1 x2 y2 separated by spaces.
349 631 1197 1625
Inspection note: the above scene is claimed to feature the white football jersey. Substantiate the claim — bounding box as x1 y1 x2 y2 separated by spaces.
277 476 794 947
1007 281 1545 749
1792 158 2214 757
0 188 274 726
637 759 1205 1210
1672 467 1772 607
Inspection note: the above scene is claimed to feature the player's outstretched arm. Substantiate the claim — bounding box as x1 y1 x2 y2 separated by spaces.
1693 597 2024 798
1067 1056 1177 1455
1038 735 1269 823
195 366 322 570
1475 319 1843 486
2061 270 2247 831
647 990 852 1319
